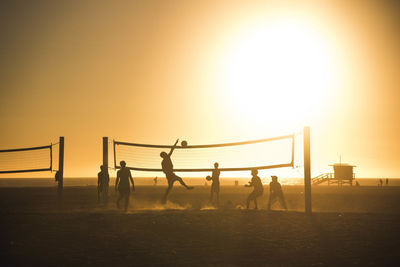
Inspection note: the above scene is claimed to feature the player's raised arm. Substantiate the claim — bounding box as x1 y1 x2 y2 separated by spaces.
168 139 179 156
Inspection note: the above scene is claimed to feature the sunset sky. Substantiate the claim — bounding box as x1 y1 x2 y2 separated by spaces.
0 0 399 178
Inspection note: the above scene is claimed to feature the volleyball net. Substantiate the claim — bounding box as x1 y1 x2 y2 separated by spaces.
113 134 295 173
0 144 55 174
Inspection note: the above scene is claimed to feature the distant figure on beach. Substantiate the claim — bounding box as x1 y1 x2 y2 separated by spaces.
54 170 60 182
386 178 389 186
97 165 109 204
115 161 135 211
54 170 63 197
160 139 194 203
379 179 383 187
355 180 360 186
267 175 287 211
208 162 220 206
245 169 263 210
154 176 158 186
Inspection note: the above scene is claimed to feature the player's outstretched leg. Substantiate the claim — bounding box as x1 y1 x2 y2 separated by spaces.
162 181 174 204
176 176 194 190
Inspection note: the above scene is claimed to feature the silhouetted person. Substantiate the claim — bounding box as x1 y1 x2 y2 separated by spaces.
245 169 263 210
55 170 62 199
154 176 158 186
160 139 194 203
209 162 220 206
379 179 383 187
97 165 109 204
267 175 287 210
386 178 389 186
115 161 135 211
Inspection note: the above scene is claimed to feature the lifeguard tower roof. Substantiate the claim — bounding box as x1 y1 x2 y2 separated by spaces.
329 163 356 167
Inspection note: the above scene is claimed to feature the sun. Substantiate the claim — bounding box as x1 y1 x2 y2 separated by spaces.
219 16 339 131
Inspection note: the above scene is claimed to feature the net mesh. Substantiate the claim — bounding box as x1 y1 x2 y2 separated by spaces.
114 135 294 173
0 145 52 173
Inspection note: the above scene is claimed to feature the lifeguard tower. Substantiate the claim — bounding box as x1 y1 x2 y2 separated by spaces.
312 163 356 186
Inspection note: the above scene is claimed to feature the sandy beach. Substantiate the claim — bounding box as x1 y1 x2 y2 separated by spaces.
1 184 399 266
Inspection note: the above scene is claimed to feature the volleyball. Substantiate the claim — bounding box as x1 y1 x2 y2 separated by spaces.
206 175 212 181
181 140 188 147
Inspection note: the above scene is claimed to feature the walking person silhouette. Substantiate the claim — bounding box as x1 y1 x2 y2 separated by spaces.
115 161 135 212
160 139 194 203
208 162 220 206
245 169 263 209
97 165 109 204
267 175 287 210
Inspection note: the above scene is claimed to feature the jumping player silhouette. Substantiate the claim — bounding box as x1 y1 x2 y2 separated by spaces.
115 161 135 211
160 139 194 203
245 169 263 209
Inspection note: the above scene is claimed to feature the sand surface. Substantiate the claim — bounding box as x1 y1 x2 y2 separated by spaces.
1 185 400 266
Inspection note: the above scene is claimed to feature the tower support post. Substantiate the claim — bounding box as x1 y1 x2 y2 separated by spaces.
304 126 312 214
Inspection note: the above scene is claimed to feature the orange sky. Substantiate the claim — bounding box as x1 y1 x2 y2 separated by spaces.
0 0 399 178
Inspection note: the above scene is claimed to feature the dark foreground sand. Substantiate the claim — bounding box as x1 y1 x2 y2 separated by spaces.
1 185 400 266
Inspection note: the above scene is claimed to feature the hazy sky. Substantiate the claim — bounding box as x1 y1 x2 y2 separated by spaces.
1 0 399 178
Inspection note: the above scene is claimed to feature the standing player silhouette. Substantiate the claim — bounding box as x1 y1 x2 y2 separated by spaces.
208 162 220 206
97 165 109 204
160 139 194 203
115 161 135 212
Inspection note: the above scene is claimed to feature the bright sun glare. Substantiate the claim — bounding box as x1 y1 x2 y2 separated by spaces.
220 16 339 131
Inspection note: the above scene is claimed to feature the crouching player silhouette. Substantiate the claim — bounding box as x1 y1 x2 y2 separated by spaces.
267 175 287 210
160 139 194 203
245 169 263 210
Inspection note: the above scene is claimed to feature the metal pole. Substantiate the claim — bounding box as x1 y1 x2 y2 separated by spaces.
303 126 312 214
103 137 109 198
113 140 117 169
58 136 64 198
103 137 108 169
291 134 295 167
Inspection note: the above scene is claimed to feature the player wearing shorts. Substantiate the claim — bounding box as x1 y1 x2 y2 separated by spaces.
245 169 264 210
115 161 135 211
160 139 194 203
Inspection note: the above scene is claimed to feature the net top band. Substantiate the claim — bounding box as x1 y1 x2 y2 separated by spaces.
114 134 294 149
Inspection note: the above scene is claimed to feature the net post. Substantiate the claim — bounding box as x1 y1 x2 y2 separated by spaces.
291 134 295 167
113 140 117 169
50 143 53 171
303 126 312 214
58 137 64 197
103 137 109 200
103 137 108 169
